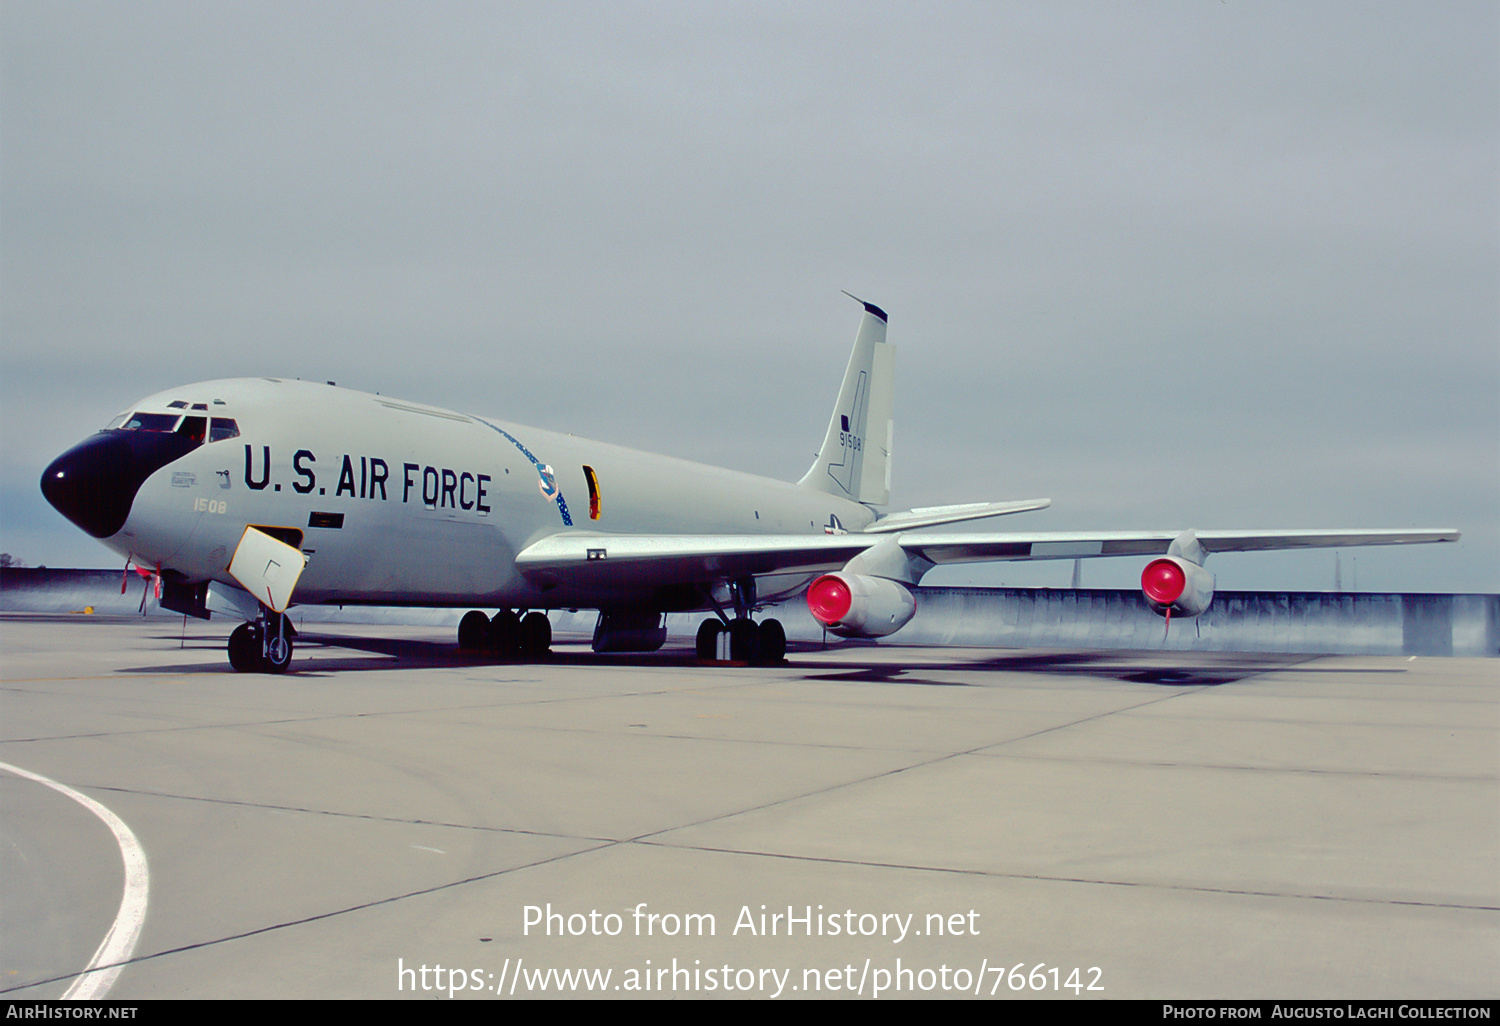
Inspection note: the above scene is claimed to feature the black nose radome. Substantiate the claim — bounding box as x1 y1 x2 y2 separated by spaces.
41 430 201 539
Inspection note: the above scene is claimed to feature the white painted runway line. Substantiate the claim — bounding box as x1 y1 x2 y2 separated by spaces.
0 761 150 999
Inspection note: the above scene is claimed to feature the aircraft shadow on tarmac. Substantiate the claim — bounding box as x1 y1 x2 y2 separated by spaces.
792 651 1322 687
108 628 1350 686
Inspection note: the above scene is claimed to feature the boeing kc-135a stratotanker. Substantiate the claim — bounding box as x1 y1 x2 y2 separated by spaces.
40 297 1458 672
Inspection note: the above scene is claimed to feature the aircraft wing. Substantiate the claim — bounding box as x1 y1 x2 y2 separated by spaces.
897 528 1461 565
515 528 1458 590
514 533 879 589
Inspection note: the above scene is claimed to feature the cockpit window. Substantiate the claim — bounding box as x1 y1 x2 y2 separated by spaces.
112 409 234 445
176 416 207 443
120 412 181 432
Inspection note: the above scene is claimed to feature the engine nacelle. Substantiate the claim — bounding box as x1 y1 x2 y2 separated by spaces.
1141 556 1216 618
806 572 917 638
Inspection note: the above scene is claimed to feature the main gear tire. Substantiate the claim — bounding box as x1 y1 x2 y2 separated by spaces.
519 612 552 656
696 619 722 660
490 609 521 657
458 610 491 650
756 618 786 666
728 619 760 664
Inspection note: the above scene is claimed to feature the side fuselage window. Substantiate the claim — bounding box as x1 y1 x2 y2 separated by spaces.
208 418 240 442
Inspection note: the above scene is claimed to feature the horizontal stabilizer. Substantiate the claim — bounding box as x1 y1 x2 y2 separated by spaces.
866 499 1051 533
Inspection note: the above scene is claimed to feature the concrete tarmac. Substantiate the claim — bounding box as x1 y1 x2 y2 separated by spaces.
1 613 1495 1000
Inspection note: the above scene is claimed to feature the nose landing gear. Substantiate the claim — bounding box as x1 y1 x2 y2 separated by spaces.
227 611 295 673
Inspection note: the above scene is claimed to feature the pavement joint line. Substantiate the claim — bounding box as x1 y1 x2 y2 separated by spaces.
628 840 1500 913
3 675 1193 750
1096 711 1500 726
965 751 1500 782
63 784 623 845
0 719 1105 757
0 684 822 744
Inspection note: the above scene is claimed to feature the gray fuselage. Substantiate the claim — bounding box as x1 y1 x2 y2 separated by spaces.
90 377 874 612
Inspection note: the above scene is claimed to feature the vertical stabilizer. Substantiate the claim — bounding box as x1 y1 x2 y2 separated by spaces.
798 297 895 505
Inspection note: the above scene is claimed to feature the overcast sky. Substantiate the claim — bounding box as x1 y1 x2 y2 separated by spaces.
3 1 1496 593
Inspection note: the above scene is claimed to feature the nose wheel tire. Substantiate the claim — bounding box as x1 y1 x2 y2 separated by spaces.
262 633 293 673
228 620 294 673
228 623 261 672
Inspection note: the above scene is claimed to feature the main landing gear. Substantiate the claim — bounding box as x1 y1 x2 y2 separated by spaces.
458 608 552 659
694 576 785 666
228 611 296 673
695 616 785 665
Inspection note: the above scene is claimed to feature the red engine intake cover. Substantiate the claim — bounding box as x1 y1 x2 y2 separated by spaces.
807 574 854 625
1141 558 1187 605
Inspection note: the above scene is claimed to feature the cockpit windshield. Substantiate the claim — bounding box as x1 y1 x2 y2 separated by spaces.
177 416 206 443
119 412 181 432
111 411 239 445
